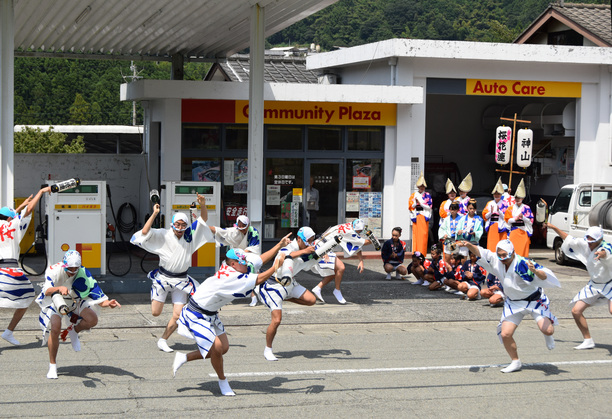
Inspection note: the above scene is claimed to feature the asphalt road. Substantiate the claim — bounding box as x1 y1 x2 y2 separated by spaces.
1 249 611 417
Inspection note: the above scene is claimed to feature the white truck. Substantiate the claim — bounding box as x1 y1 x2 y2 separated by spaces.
547 183 612 264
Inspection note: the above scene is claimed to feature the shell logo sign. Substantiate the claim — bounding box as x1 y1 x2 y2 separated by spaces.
467 79 581 98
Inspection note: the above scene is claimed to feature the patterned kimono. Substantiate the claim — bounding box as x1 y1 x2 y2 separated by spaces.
505 203 534 257
482 198 509 252
408 191 433 254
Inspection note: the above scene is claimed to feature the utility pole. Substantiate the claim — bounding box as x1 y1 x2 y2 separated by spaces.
122 61 142 125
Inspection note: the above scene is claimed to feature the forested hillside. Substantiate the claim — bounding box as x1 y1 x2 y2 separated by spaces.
269 0 609 49
14 0 609 126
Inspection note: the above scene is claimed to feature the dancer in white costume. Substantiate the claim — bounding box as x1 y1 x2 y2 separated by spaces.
311 219 372 304
36 250 120 379
131 193 213 353
460 239 560 373
209 214 262 307
173 248 284 396
548 223 612 350
0 185 51 346
257 226 319 361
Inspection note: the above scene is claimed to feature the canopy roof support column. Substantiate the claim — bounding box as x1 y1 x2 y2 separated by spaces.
248 3 265 233
0 0 14 205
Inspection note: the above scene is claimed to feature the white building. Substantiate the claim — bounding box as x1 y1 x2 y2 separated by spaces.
122 37 612 245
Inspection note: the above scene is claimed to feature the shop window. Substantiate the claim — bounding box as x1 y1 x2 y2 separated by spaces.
347 127 383 151
182 124 220 150
345 159 383 237
307 126 342 150
264 158 304 239
226 124 248 150
267 126 302 150
222 158 249 227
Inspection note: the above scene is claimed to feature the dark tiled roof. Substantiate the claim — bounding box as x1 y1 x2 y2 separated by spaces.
515 2 612 46
552 3 612 45
206 54 319 83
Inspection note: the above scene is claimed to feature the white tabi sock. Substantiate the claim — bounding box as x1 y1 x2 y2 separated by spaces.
2 329 20 346
68 326 81 352
173 352 187 377
333 289 346 304
545 334 555 350
264 346 278 361
157 338 174 353
500 359 522 373
249 295 258 307
574 338 595 350
47 363 58 379
218 378 236 396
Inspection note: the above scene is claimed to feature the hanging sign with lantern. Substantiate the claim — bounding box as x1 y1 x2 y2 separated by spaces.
516 128 533 168
495 126 512 165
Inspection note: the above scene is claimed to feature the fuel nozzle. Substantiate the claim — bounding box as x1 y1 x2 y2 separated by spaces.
150 189 160 204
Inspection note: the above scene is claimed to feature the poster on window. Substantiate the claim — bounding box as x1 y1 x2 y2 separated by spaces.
224 160 234 185
192 160 221 182
359 192 383 237
346 192 360 212
234 159 248 194
267 185 281 205
352 161 372 189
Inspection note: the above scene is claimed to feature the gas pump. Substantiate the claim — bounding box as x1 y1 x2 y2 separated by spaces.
162 181 220 276
46 181 107 275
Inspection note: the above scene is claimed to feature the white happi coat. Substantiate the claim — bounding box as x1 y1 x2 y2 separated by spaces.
0 208 35 308
562 236 612 306
311 222 366 276
131 217 213 288
477 247 560 340
214 226 261 255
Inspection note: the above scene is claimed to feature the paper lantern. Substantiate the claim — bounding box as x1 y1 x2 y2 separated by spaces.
495 126 512 165
516 128 533 168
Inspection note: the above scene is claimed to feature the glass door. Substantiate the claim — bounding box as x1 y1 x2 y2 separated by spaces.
306 160 344 235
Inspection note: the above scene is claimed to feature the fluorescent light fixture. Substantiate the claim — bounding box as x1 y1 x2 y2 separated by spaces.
142 9 163 27
75 6 91 25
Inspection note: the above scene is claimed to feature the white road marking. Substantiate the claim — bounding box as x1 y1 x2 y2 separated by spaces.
213 359 612 378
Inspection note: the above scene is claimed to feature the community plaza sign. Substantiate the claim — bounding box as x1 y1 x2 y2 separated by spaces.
182 99 396 126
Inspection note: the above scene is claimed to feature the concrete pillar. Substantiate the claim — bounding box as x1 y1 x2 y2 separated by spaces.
248 4 265 233
0 0 14 206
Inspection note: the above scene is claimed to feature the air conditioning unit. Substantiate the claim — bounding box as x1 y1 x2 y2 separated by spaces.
318 73 337 84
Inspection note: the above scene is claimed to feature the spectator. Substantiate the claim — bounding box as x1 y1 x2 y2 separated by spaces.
381 227 408 280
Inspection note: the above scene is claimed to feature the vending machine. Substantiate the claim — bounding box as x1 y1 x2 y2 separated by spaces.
162 181 221 276
46 180 107 275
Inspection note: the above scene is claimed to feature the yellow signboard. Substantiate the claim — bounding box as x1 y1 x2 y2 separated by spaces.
466 79 581 98
235 101 397 126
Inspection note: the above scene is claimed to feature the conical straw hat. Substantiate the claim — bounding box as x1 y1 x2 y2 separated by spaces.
514 178 526 199
445 178 456 194
491 177 504 195
458 173 472 193
416 172 427 187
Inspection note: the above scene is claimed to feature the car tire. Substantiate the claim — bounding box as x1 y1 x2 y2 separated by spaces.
553 239 566 265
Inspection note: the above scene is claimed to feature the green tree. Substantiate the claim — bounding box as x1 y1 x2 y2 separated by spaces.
14 127 86 153
69 93 91 124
